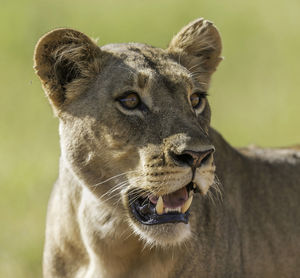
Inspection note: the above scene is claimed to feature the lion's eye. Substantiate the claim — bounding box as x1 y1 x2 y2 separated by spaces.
118 92 140 109
190 92 207 111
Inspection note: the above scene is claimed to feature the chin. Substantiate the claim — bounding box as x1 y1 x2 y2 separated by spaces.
129 220 192 248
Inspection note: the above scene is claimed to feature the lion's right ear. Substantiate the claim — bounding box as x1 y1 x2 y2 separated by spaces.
167 18 222 83
34 28 101 111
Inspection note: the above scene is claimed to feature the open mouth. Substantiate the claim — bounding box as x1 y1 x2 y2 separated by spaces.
128 182 199 225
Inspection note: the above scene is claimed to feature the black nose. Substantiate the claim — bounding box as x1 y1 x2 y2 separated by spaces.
170 147 215 168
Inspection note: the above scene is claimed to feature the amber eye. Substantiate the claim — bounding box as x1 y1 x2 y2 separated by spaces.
118 92 140 109
190 92 207 110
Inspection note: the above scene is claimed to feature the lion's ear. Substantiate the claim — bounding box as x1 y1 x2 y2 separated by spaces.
168 18 222 81
34 28 101 111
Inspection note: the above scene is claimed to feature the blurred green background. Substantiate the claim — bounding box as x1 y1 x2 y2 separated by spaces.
0 0 299 276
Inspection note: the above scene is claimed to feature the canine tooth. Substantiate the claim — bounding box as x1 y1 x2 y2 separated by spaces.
193 183 196 189
181 194 193 213
156 196 164 215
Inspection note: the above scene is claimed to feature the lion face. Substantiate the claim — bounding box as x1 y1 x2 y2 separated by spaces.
34 19 222 247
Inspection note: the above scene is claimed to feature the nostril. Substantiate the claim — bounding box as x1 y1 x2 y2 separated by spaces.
171 152 195 167
170 147 215 168
199 149 214 166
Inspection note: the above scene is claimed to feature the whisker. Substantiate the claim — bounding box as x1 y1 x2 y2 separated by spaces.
128 191 146 206
212 175 223 202
101 176 145 204
100 181 139 203
101 175 142 198
91 170 138 187
206 190 216 206
101 180 131 198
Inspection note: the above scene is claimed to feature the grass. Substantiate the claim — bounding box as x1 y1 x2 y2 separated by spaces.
0 0 299 276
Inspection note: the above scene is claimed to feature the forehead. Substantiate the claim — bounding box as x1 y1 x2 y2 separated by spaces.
101 43 195 91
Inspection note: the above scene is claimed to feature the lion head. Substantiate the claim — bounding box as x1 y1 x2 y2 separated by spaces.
34 18 222 247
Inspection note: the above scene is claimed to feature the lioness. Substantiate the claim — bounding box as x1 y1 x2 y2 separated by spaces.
34 18 300 278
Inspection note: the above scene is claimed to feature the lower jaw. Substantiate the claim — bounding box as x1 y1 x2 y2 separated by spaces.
131 220 192 247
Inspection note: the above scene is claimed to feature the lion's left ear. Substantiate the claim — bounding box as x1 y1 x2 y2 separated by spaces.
168 18 222 81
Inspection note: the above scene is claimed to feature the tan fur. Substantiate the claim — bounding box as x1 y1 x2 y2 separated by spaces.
34 18 300 278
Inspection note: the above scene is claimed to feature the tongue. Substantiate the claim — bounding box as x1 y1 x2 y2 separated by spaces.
149 187 188 209
163 187 188 208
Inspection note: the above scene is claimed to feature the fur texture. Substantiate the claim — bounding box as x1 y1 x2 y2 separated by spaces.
34 18 300 278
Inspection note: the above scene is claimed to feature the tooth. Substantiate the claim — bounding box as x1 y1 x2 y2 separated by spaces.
181 194 193 213
156 196 164 215
193 183 196 189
